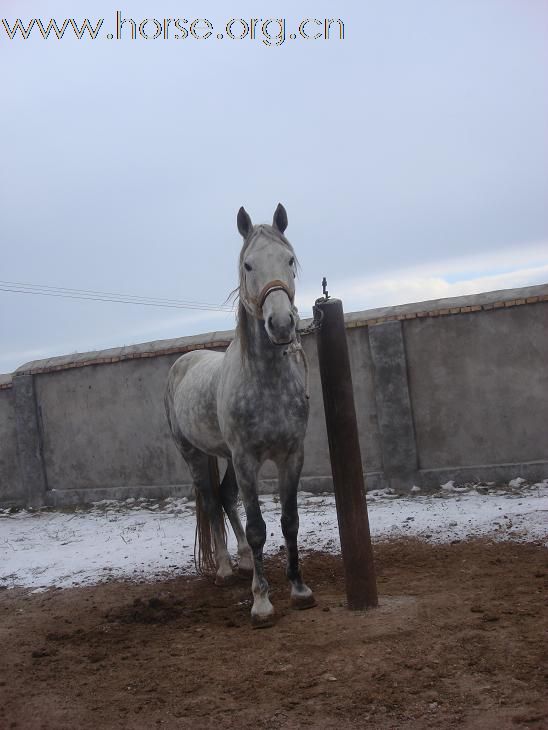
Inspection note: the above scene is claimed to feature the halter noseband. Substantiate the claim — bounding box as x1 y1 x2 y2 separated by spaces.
241 275 294 319
258 279 294 310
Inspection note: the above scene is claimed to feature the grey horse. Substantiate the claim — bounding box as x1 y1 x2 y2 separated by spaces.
165 204 316 627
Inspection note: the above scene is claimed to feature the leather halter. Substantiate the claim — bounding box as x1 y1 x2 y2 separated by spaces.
257 279 294 310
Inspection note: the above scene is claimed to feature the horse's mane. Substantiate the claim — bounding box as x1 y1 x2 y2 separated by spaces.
227 225 299 360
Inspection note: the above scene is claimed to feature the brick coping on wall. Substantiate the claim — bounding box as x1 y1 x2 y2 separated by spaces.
1 282 546 388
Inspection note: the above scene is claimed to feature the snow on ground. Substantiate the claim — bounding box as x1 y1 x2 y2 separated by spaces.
1 481 547 591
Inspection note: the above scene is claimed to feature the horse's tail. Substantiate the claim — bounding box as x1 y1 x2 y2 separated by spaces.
194 456 227 576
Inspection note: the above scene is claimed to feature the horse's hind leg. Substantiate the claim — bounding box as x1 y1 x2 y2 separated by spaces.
181 443 233 584
278 448 316 610
220 461 253 576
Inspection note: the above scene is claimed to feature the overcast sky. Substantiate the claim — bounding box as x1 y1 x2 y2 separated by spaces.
1 0 547 373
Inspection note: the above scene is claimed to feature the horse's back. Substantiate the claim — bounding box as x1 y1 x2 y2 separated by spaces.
166 349 222 394
165 349 228 457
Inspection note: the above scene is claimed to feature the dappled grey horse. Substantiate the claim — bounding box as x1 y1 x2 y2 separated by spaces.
165 204 315 626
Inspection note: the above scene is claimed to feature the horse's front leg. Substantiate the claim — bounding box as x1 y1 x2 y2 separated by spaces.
278 448 316 610
232 452 275 628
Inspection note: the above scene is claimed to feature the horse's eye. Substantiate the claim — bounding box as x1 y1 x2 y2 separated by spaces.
244 262 252 272
289 257 294 267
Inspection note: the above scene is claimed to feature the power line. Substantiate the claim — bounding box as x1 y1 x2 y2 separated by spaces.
0 280 235 312
0 285 234 312
0 279 232 309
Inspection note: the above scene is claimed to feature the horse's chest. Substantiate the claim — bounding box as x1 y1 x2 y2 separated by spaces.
227 381 308 450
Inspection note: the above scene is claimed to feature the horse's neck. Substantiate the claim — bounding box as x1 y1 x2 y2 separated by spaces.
238 314 290 378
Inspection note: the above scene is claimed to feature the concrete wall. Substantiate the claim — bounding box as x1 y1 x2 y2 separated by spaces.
0 377 23 506
1 284 547 507
405 303 548 471
35 356 186 494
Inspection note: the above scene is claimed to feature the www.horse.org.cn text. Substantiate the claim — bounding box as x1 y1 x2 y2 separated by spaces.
1 14 345 46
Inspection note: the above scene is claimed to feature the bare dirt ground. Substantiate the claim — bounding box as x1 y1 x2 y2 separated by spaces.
1 539 546 730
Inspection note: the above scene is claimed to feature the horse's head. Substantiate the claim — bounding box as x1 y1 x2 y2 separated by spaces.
237 204 298 346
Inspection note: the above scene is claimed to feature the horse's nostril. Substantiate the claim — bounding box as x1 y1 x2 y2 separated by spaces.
268 315 274 329
289 313 295 327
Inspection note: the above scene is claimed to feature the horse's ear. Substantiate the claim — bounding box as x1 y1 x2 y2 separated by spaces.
237 206 253 239
272 203 288 234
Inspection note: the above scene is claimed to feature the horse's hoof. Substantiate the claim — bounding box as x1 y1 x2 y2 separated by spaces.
214 574 235 587
251 612 276 629
290 593 317 610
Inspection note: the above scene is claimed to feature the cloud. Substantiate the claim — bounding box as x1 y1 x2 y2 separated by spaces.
296 241 548 314
115 308 234 343
0 309 235 373
2 241 546 373
0 347 55 373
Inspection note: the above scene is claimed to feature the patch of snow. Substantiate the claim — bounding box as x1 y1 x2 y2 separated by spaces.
509 477 527 488
1 485 547 591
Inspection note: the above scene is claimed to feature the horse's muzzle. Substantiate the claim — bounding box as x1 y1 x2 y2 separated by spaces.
265 310 296 347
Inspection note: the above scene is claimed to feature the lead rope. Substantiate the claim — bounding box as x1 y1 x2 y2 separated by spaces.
284 301 324 400
284 340 310 399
